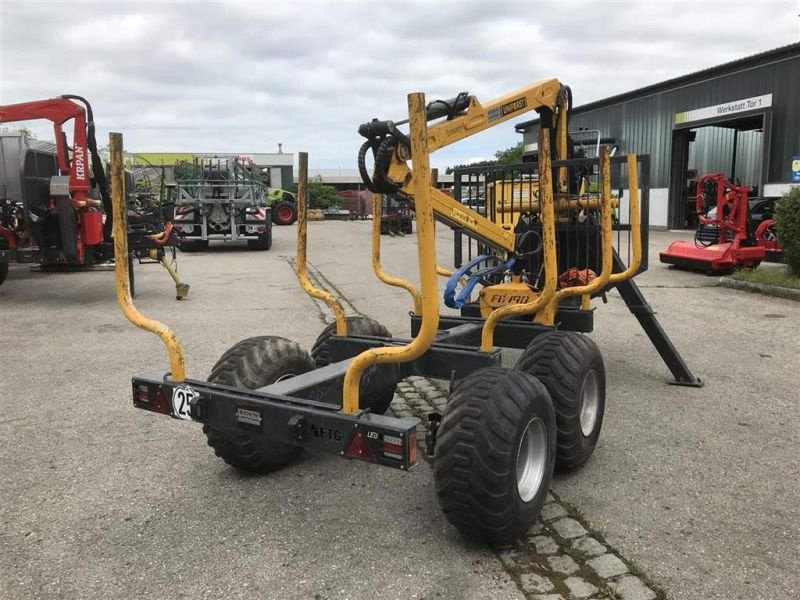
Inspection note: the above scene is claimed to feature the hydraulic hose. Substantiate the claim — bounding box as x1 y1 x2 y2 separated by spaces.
61 94 113 238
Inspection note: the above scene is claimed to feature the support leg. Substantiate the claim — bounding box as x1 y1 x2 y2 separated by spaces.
613 254 702 387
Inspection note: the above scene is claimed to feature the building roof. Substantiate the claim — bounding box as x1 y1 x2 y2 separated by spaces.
515 41 800 132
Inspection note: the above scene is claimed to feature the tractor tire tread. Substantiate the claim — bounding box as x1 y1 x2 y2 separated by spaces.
310 316 395 414
434 367 555 543
515 331 605 471
204 336 313 473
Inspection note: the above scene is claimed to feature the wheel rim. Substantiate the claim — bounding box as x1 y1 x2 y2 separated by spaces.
279 206 292 221
516 417 548 503
579 369 600 437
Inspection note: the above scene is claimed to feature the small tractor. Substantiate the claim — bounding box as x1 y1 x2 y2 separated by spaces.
114 80 698 543
660 173 781 273
266 187 298 226
0 95 187 297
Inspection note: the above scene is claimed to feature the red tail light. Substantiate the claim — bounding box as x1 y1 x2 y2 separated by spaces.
133 384 170 415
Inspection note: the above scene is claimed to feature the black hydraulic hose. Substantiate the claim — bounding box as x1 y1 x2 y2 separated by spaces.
561 85 573 112
61 94 113 239
358 138 379 192
374 137 401 193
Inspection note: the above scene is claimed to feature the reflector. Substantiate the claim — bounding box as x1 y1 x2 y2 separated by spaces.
345 428 376 462
152 389 169 415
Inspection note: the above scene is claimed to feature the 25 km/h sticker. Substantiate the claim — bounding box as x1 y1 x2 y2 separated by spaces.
171 386 198 420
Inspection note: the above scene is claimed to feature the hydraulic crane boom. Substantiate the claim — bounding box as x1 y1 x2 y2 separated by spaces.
357 79 572 253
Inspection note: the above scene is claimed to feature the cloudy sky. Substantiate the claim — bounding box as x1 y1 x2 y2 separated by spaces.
1 1 798 171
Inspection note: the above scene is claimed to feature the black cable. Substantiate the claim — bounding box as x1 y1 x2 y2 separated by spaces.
61 94 113 239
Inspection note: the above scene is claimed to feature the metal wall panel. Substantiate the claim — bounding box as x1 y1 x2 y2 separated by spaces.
521 53 800 188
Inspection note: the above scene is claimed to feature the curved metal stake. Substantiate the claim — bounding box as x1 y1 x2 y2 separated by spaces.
296 152 347 335
480 127 559 352
371 193 422 315
342 92 440 415
608 154 642 284
110 132 186 382
537 144 615 325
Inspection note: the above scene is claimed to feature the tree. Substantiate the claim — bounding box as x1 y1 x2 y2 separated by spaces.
445 141 525 173
17 126 36 140
287 179 339 209
494 141 525 165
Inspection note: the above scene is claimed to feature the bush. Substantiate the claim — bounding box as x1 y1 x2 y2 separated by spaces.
775 186 800 276
286 181 339 209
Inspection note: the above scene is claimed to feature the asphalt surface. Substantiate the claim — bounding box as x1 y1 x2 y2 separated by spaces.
1 222 798 599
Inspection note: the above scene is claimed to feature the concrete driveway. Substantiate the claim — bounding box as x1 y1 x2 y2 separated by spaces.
0 222 797 599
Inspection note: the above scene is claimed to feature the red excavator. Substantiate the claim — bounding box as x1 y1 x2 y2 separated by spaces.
659 173 779 273
0 95 186 296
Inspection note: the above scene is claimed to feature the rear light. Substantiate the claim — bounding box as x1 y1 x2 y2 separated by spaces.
345 428 376 462
381 434 404 460
173 225 182 232
407 433 417 466
256 225 267 232
134 384 150 404
133 383 170 415
345 426 417 469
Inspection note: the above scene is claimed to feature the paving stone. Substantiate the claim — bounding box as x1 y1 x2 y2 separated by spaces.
564 576 598 598
519 573 554 594
587 553 629 579
531 595 565 600
571 536 607 558
495 547 518 568
550 517 587 539
531 535 559 555
609 575 657 600
547 554 580 575
540 502 568 521
526 520 545 536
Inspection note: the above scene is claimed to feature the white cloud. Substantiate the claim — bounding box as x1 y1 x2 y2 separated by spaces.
0 0 797 171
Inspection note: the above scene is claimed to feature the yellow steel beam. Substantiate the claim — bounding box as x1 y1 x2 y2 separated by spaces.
388 161 516 253
480 127 558 352
371 193 422 315
380 79 571 255
436 266 453 277
495 196 619 214
425 79 563 154
295 152 348 336
341 92 440 415
110 132 186 382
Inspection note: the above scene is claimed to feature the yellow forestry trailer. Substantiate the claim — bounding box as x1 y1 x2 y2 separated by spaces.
112 79 699 543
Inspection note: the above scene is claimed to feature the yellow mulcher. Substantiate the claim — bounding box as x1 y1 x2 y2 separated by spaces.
113 80 697 543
